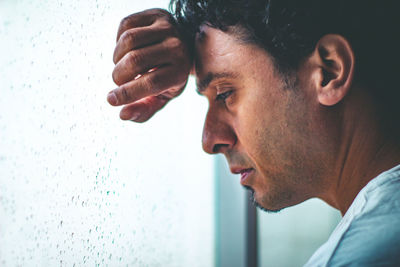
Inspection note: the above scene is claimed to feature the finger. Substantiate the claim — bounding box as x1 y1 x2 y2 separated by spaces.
119 95 170 122
112 41 173 86
116 8 170 42
108 66 178 106
113 23 173 64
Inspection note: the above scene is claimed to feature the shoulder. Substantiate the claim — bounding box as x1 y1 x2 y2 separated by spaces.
305 166 400 267
328 218 400 266
328 174 400 266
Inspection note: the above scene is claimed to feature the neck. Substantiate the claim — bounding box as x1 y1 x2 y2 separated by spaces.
322 89 400 216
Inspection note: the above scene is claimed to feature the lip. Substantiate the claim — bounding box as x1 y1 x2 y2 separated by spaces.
231 167 254 185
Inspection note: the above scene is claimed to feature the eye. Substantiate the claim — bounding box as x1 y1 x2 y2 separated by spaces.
215 90 234 104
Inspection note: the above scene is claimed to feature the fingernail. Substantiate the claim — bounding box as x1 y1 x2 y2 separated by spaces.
130 112 140 121
120 110 140 121
107 92 118 105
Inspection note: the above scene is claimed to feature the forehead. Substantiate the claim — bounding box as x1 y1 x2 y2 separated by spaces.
193 25 277 92
194 25 246 73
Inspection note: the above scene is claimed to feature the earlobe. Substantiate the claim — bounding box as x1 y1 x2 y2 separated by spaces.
311 34 355 106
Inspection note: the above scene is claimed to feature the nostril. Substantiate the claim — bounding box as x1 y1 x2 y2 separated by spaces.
212 144 229 153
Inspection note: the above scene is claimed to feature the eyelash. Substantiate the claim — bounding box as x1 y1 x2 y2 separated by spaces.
216 90 234 103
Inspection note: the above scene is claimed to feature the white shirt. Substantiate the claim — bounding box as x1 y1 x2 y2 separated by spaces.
304 164 400 267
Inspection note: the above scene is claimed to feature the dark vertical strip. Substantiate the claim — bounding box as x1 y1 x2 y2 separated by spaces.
214 155 247 267
214 158 221 267
246 190 258 267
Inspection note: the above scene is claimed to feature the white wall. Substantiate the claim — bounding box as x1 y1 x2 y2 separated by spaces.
0 0 214 266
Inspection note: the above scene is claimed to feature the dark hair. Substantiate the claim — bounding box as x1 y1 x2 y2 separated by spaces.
169 0 399 127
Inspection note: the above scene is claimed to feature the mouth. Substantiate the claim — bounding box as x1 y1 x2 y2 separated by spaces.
231 167 254 185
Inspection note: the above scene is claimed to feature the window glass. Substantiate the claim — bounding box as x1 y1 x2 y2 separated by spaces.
258 199 341 267
0 1 214 266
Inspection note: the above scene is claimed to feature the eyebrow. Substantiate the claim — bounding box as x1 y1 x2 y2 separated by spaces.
196 72 238 94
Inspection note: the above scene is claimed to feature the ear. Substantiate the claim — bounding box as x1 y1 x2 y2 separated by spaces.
309 34 355 106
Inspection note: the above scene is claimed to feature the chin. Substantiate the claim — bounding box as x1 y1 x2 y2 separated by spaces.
244 185 285 213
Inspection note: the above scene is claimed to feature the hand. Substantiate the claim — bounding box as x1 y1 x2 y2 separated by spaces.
108 8 192 122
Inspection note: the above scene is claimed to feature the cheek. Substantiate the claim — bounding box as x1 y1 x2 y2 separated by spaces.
235 96 279 157
235 95 265 141
237 93 296 169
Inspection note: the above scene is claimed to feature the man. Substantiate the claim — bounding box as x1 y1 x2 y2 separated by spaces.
108 0 400 265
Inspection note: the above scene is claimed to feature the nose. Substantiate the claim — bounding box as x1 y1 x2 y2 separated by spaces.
202 108 237 154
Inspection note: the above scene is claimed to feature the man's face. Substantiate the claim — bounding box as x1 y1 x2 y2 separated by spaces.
195 26 335 212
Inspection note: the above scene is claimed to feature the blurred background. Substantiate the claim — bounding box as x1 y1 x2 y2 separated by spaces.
0 0 340 266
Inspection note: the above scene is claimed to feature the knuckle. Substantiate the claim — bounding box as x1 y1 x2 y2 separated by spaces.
165 37 181 50
143 76 158 93
166 38 187 62
112 51 118 65
158 19 174 33
127 51 142 68
112 67 128 87
112 68 119 85
120 15 132 28
118 86 130 102
123 29 137 45
113 50 119 64
149 8 170 18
